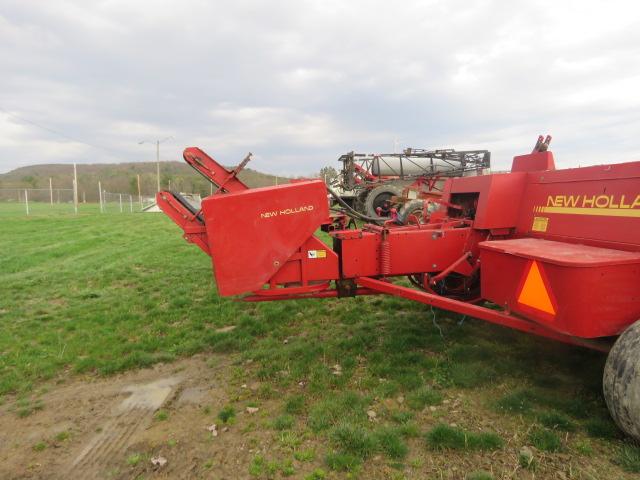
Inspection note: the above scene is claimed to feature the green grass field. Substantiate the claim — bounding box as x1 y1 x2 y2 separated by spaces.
1 204 639 477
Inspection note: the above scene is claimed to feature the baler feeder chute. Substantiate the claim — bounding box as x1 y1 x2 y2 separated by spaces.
157 149 341 297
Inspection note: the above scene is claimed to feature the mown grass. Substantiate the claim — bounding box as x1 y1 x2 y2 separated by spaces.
617 444 640 473
1 204 231 396
1 204 636 476
528 427 563 452
425 424 504 451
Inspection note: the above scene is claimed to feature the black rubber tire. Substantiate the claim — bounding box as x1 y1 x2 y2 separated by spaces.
603 319 640 441
364 185 402 218
354 189 370 215
397 199 425 224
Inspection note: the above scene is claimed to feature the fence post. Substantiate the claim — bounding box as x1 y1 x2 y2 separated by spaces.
129 195 133 213
73 163 78 215
49 178 53 206
137 174 142 209
98 181 103 213
25 189 29 215
119 193 123 213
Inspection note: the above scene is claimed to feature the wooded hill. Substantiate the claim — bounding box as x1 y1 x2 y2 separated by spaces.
0 161 287 202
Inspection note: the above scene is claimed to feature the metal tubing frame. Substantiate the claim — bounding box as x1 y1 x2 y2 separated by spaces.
356 276 610 352
183 147 250 193
156 191 210 255
242 287 381 302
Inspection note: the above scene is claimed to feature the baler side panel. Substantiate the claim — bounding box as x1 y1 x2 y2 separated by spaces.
201 180 335 296
267 236 340 286
480 238 640 337
515 162 640 250
339 228 472 278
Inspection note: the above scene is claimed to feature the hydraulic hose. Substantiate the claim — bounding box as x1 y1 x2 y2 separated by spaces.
326 185 384 224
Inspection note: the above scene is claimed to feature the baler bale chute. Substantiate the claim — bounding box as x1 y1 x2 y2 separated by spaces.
157 138 640 441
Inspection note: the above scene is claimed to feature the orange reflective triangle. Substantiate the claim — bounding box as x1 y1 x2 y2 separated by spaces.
517 261 556 315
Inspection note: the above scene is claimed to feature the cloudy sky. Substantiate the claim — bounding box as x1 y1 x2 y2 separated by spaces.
1 0 639 175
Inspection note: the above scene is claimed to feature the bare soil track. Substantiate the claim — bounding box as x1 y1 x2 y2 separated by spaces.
0 356 234 479
0 352 635 480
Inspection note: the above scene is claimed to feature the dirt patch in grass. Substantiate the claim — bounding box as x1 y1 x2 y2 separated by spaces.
0 351 636 480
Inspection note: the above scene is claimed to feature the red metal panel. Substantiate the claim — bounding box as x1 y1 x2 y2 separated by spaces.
481 238 640 267
442 173 528 230
511 151 555 172
339 227 471 278
515 161 640 250
339 232 379 277
480 238 640 337
201 180 331 296
267 236 339 286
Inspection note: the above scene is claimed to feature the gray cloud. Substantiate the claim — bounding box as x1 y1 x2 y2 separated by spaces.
1 0 639 174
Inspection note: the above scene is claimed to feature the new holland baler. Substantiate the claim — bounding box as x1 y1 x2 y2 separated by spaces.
157 138 640 441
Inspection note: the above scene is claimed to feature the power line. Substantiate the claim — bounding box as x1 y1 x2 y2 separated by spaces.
0 106 126 157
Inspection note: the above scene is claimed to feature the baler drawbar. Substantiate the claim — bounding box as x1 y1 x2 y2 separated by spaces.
157 138 640 441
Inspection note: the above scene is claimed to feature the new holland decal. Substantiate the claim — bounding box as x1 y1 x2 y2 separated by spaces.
260 205 315 219
534 194 640 218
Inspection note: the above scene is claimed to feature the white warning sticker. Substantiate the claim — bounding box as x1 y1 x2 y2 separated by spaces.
307 250 327 259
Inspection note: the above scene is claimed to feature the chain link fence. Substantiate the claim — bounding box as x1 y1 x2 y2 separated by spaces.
0 188 76 215
0 187 202 216
100 191 135 213
0 187 136 216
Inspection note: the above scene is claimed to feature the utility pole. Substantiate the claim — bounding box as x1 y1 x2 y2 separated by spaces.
98 181 103 213
139 137 172 194
156 140 160 193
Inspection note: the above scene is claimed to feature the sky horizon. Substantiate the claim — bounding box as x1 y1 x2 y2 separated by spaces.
1 0 639 176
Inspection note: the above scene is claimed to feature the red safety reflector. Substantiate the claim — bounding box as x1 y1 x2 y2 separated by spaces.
517 260 556 315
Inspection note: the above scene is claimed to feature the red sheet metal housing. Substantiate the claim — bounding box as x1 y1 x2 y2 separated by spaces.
514 161 640 249
201 180 338 296
340 154 640 339
337 227 473 278
480 239 640 337
439 154 640 337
